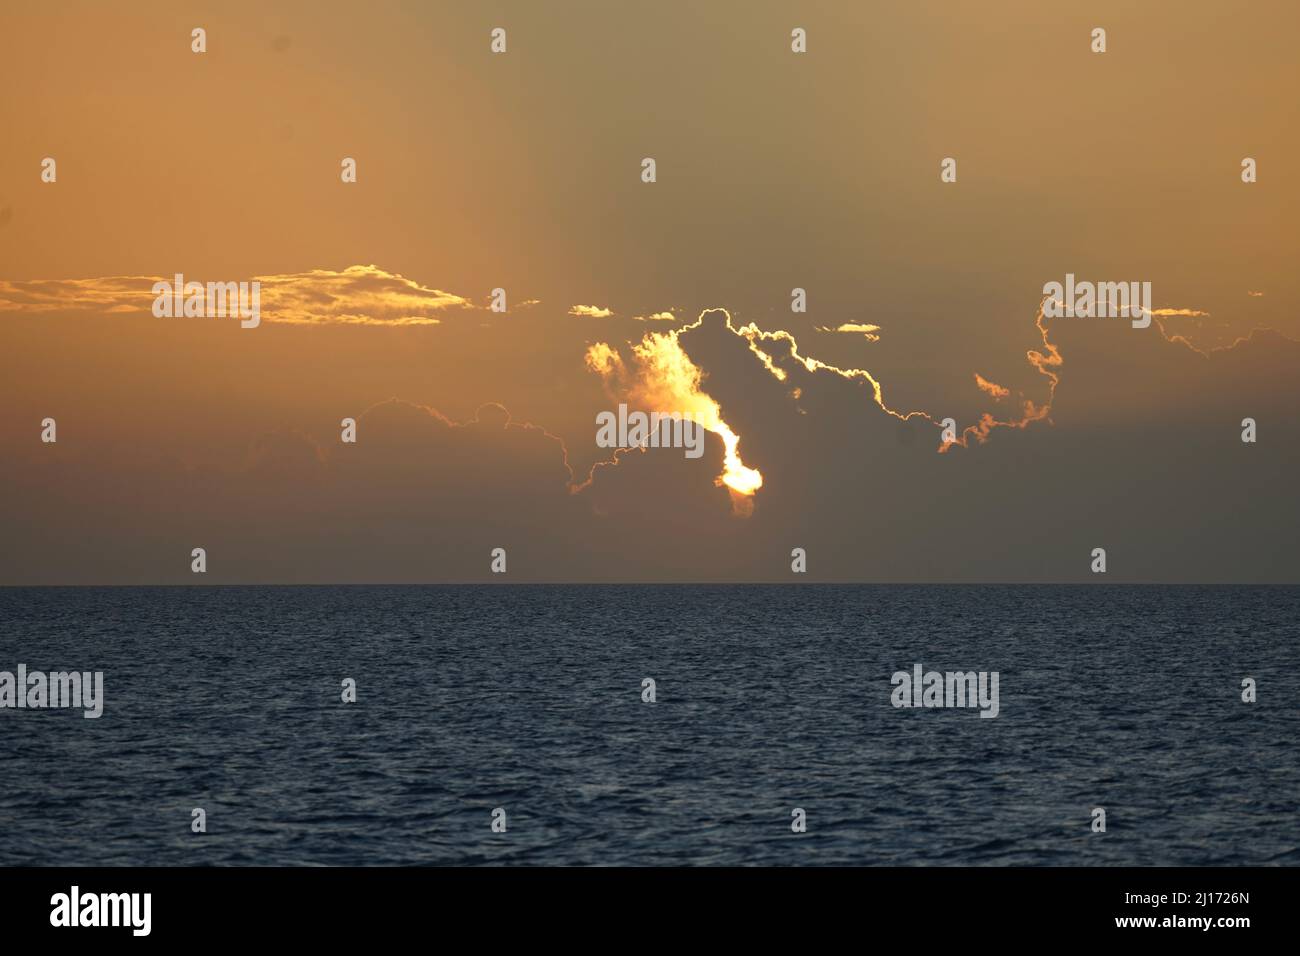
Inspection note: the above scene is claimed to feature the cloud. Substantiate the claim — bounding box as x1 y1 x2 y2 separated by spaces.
0 275 158 314
816 322 882 342
569 304 615 318
729 302 1059 451
257 265 473 324
0 265 476 326
633 311 677 322
4 269 1298 584
974 374 1010 399
585 317 763 513
1149 307 1210 318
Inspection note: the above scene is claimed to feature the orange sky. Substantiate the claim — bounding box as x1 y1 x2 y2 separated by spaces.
2 1 1298 583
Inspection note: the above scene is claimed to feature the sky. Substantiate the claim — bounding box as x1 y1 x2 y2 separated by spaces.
1 0 1297 583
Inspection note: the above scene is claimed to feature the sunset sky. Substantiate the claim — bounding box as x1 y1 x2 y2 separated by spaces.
2 0 1297 583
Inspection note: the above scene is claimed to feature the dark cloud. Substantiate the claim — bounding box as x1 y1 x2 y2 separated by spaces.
1 291 1296 584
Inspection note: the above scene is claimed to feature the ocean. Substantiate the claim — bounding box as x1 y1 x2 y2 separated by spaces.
1 584 1296 865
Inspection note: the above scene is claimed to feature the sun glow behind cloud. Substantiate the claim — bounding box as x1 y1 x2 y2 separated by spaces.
583 301 1071 515
585 322 763 513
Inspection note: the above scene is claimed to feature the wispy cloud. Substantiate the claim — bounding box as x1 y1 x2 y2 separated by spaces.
0 265 476 326
0 275 158 314
1149 307 1210 318
815 322 882 342
569 304 615 318
974 374 1010 399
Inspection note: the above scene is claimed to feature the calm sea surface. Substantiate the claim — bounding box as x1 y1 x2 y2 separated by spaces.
1 585 1296 865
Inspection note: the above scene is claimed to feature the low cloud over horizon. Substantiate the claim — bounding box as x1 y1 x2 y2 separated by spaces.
3 264 1297 584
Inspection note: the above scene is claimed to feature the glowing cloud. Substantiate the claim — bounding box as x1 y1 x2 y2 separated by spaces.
569 305 615 318
974 374 1010 399
954 302 1063 448
816 322 883 341
731 301 1061 451
1149 307 1210 318
0 265 475 326
585 321 763 514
